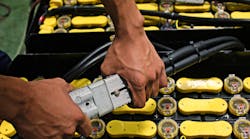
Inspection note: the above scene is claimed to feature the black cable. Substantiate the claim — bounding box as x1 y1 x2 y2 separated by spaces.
166 40 245 76
163 36 242 65
152 41 175 51
63 42 112 82
0 2 11 21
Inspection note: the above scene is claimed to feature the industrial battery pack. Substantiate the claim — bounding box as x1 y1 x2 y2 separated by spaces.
5 0 250 138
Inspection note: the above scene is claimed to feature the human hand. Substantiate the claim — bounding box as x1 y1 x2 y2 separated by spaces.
101 33 168 108
12 78 92 139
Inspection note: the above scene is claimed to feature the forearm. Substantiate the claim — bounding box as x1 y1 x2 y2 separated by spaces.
101 0 145 38
0 75 30 121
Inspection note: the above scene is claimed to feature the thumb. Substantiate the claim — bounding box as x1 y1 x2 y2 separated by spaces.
77 114 92 137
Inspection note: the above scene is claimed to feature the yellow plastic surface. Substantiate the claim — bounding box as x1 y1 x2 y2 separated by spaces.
106 120 157 138
112 98 156 115
180 120 232 138
39 29 54 34
226 2 250 11
72 16 108 28
176 12 215 29
50 0 63 7
136 3 158 11
243 77 250 93
224 74 243 94
144 26 159 31
233 118 250 139
176 77 223 93
69 28 105 33
0 120 16 137
19 77 28 82
43 16 57 27
39 24 55 30
157 96 177 116
229 95 249 116
231 12 250 19
174 1 211 13
70 78 91 89
158 119 178 139
178 98 228 115
160 77 175 95
77 0 100 5
0 134 10 139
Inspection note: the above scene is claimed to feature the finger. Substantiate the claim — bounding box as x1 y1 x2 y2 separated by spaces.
152 79 160 97
127 81 146 108
77 114 92 137
145 81 153 99
159 70 168 88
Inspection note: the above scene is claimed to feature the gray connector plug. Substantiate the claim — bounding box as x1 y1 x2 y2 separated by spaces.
69 74 131 119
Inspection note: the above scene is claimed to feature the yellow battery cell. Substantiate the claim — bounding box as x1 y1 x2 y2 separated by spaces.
224 74 243 94
89 119 106 139
228 95 249 116
53 28 67 33
180 120 232 138
50 0 63 7
136 3 158 11
157 118 179 139
160 77 175 95
144 26 159 31
64 0 77 5
77 0 100 5
178 98 228 115
243 77 250 93
112 98 156 115
176 12 215 29
72 16 108 28
226 2 250 12
57 15 71 29
106 120 157 138
157 96 177 116
176 77 223 93
174 1 211 13
231 12 250 19
69 28 105 33
40 24 55 30
0 134 10 139
0 120 16 137
70 78 91 89
43 16 57 27
233 118 250 139
39 29 54 34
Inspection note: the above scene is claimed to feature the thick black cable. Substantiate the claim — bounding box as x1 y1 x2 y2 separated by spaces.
63 42 112 82
163 36 241 65
166 40 244 76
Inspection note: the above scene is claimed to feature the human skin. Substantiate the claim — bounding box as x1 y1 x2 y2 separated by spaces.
101 0 168 107
0 76 91 139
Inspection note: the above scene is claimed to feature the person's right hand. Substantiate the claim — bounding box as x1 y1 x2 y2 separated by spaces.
12 78 92 139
